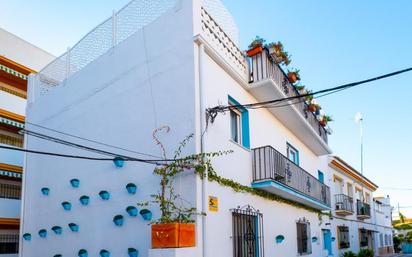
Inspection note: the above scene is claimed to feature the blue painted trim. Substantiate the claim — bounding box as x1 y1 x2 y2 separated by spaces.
318 170 325 184
286 142 299 165
251 180 331 210
228 95 250 149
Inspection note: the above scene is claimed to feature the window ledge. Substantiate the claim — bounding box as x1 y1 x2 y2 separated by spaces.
229 139 251 152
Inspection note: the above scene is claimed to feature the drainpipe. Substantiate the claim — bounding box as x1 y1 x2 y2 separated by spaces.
198 42 207 257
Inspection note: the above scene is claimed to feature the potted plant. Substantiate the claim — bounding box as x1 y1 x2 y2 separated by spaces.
113 157 125 168
70 178 80 188
128 248 139 257
99 190 110 200
139 209 153 221
51 226 63 235
79 195 90 206
38 229 47 238
294 84 306 95
247 36 265 57
139 126 228 249
319 115 333 127
287 68 300 83
126 183 137 194
78 249 88 257
267 41 291 65
61 201 72 211
99 249 110 257
22 233 31 241
304 90 314 103
41 187 50 196
68 223 79 232
126 206 138 217
113 215 124 226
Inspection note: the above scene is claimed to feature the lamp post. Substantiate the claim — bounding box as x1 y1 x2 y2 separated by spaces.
355 112 364 204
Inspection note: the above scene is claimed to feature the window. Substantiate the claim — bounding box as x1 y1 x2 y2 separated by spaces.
347 183 353 198
228 96 250 149
232 206 264 257
380 233 383 247
337 226 350 249
297 221 311 255
287 143 299 165
384 234 388 246
0 234 19 254
359 229 368 247
318 171 324 184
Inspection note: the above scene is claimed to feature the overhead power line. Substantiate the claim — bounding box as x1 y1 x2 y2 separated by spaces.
206 67 412 122
24 121 160 159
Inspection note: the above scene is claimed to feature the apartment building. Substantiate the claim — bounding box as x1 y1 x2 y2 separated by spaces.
0 28 54 256
19 1 391 257
329 156 394 256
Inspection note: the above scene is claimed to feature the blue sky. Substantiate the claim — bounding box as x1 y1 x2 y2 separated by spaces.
1 0 411 216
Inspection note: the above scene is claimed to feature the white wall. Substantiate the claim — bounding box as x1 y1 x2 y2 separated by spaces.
0 144 24 167
0 91 26 117
0 28 54 72
21 1 199 257
0 198 20 218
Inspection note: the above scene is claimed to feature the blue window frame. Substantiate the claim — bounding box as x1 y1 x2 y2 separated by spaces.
318 171 325 184
286 143 299 165
228 95 250 149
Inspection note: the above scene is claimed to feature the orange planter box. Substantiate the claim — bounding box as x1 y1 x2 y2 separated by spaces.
151 223 196 248
246 46 263 57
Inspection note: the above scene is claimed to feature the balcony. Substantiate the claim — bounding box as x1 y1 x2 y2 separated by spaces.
334 194 354 216
356 200 371 219
246 50 331 155
251 145 330 210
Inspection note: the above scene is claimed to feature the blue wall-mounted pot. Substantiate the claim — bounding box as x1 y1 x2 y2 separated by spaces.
331 237 336 242
128 248 139 257
126 206 138 217
100 249 110 257
22 233 31 241
275 235 285 244
99 190 110 200
53 255 62 257
51 226 63 235
113 157 125 168
70 178 80 188
61 201 72 211
139 209 152 221
113 215 124 226
79 195 90 205
78 249 88 257
68 223 79 232
126 183 137 194
38 229 47 238
312 236 318 243
41 187 50 196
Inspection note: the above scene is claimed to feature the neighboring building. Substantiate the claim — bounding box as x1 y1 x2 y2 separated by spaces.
328 156 394 256
0 28 54 256
19 1 392 257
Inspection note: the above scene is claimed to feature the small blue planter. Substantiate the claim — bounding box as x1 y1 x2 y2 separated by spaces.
331 237 336 242
100 249 110 257
62 201 72 211
311 236 318 243
126 183 137 194
99 190 110 200
126 206 138 217
315 109 320 116
70 178 80 188
54 255 62 257
113 215 124 226
128 248 139 257
22 233 31 241
68 223 79 232
41 187 50 196
139 209 152 221
113 157 125 168
275 235 285 244
78 249 88 257
51 226 63 235
79 195 90 206
38 229 47 238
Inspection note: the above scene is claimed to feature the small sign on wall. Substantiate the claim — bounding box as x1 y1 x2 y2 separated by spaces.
208 196 218 212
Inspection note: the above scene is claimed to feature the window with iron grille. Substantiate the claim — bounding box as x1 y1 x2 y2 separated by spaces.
0 234 19 254
232 205 264 257
297 219 311 255
359 229 368 247
338 226 350 249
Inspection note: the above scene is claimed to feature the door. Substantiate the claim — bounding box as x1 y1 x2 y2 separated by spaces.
322 229 333 256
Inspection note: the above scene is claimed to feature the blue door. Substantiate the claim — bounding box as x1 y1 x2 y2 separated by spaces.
323 229 333 256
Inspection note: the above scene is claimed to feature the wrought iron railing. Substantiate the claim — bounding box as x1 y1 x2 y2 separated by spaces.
247 50 328 144
0 234 19 254
335 194 354 213
357 200 371 217
0 184 21 200
252 145 330 207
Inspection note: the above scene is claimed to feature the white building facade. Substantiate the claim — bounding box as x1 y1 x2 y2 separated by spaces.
19 1 392 257
0 28 54 257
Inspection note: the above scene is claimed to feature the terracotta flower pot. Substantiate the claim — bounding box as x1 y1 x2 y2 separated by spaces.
287 72 299 83
151 223 195 248
320 120 327 127
308 104 317 113
246 46 263 57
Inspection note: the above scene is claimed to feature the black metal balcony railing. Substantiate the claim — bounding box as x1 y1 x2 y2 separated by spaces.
252 145 330 207
0 184 21 200
335 194 354 213
357 200 371 217
247 50 328 144
0 234 19 254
